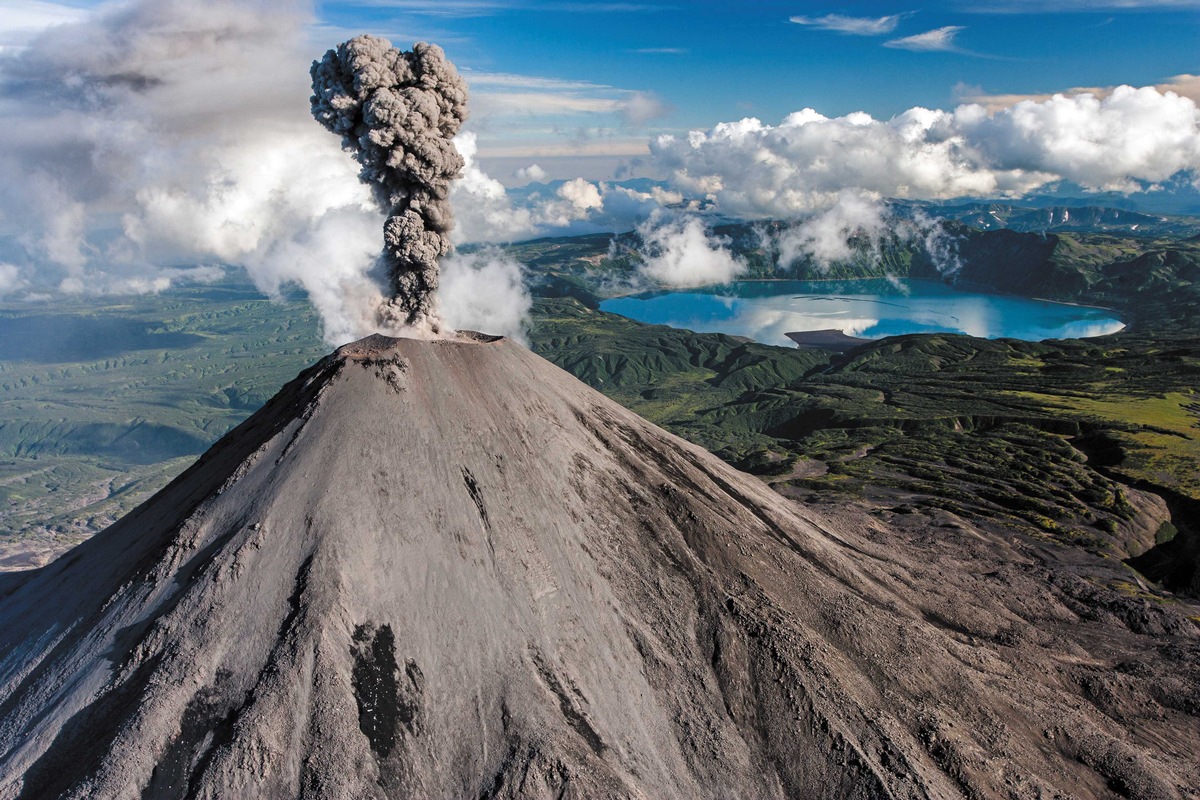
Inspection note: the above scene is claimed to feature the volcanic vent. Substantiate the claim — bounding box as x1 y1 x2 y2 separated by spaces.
0 334 1197 799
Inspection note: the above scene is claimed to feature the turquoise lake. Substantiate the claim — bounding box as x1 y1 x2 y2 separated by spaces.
598 279 1125 347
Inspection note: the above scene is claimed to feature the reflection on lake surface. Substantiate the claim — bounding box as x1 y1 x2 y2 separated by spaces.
598 279 1125 347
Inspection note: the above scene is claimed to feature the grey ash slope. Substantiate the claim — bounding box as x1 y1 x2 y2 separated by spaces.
0 334 1197 799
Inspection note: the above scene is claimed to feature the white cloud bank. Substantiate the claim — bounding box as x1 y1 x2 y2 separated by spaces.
956 73 1200 110
650 86 1200 219
0 0 395 343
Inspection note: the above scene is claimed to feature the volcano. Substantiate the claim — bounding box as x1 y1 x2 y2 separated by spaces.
0 333 1197 799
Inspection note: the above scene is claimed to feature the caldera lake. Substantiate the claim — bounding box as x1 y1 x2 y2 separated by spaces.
598 279 1125 347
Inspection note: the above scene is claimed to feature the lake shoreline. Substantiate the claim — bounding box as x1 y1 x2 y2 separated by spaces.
785 329 871 352
599 277 1127 346
605 276 1123 317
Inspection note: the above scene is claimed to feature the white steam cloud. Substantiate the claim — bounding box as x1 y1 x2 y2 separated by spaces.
636 214 746 288
439 250 532 343
0 0 392 343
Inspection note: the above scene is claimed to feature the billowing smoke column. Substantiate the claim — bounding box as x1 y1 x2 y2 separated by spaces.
310 35 468 330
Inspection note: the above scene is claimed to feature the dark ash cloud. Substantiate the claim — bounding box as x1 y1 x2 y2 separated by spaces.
311 34 469 331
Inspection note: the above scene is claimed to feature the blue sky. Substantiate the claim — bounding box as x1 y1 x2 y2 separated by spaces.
5 0 1197 181
310 0 1200 179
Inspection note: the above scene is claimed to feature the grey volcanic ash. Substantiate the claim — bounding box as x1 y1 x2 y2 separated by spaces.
311 35 470 333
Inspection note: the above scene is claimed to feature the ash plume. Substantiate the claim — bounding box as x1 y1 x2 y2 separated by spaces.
311 35 469 331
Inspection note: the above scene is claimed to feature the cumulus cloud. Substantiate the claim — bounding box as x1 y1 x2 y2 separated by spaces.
650 85 1200 218
518 178 636 232
438 249 532 343
448 144 685 243
502 179 689 238
514 163 547 183
636 213 746 287
557 178 605 212
789 13 907 35
958 87 1200 191
884 26 965 52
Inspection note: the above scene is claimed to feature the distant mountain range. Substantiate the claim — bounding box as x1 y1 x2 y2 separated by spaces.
903 201 1200 238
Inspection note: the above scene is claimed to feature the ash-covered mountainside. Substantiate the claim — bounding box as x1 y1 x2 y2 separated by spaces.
0 334 1197 799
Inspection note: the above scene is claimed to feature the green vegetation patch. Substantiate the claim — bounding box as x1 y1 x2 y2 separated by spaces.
0 279 327 552
1008 391 1200 501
